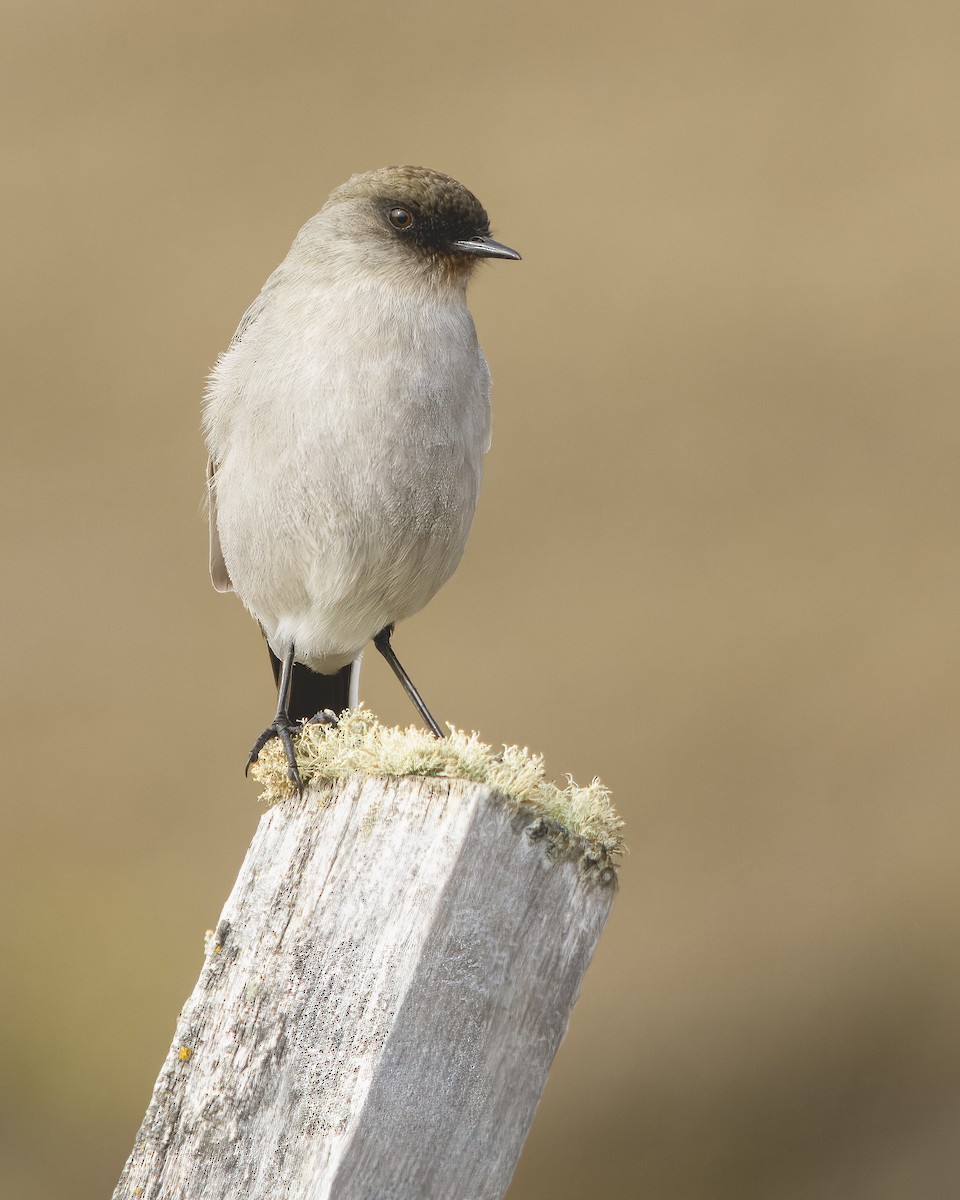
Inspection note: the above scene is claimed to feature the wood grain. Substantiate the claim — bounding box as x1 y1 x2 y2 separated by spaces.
114 776 616 1200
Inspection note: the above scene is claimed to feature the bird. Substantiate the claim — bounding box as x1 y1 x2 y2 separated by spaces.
203 166 520 790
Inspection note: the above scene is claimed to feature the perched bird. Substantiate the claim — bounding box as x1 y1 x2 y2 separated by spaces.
203 166 520 789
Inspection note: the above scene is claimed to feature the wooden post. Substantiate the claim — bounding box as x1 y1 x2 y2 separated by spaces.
114 775 616 1200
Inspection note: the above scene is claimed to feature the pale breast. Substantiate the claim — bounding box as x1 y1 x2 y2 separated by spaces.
204 275 491 666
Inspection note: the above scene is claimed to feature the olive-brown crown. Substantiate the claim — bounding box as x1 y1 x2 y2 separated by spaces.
329 166 492 257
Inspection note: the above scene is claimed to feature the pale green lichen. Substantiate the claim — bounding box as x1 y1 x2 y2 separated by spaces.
249 707 624 862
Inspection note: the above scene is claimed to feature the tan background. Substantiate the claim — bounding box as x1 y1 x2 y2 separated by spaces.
2 1 959 1196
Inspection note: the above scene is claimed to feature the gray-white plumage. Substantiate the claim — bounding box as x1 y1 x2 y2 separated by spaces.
203 166 518 781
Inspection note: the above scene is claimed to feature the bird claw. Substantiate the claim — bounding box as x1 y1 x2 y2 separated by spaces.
303 709 339 728
246 714 304 793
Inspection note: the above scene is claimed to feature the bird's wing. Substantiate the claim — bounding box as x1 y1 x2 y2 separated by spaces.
205 269 286 594
229 262 286 347
207 457 233 592
479 345 493 453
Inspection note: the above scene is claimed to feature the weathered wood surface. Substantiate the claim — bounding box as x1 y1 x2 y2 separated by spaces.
114 776 616 1200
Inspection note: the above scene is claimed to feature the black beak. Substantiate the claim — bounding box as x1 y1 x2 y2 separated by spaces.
452 235 521 261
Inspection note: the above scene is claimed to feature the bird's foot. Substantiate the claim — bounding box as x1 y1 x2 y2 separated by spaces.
246 714 303 792
303 709 339 728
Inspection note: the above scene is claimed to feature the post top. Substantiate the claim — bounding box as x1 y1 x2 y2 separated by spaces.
248 707 625 867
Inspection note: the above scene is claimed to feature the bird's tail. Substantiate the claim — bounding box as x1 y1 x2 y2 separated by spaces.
267 647 358 723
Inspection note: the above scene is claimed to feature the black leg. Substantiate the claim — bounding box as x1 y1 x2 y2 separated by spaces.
246 643 304 790
266 641 354 723
373 626 444 737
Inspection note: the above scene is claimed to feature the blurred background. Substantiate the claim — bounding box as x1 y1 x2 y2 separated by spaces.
2 1 959 1196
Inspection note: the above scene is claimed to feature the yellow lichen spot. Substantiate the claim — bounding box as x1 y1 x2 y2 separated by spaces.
178 1046 193 1061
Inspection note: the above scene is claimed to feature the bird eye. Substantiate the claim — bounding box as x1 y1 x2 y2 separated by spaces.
388 207 414 230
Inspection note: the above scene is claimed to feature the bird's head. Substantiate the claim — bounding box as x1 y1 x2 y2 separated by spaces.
296 166 520 291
